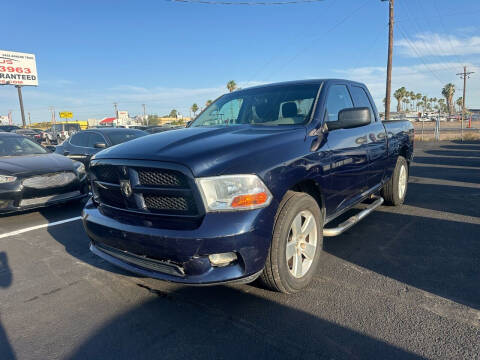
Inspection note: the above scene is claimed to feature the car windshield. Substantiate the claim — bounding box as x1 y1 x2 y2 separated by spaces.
107 131 147 145
0 136 47 156
191 84 320 127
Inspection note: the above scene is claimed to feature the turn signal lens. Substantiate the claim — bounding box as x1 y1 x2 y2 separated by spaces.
231 192 268 208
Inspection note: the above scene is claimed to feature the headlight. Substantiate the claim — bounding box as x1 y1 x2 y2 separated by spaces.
196 174 272 212
0 175 17 183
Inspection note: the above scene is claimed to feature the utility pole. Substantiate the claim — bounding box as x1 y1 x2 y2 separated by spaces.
49 106 56 138
16 85 27 128
382 0 394 120
142 103 147 126
113 102 118 127
28 112 31 127
456 66 474 142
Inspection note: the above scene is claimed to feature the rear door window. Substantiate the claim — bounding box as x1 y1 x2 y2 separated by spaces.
350 86 376 121
325 85 354 122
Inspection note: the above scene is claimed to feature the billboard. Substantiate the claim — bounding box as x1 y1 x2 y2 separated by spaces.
0 50 38 86
59 111 73 119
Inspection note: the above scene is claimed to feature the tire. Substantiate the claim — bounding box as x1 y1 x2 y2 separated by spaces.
382 156 408 206
259 191 323 293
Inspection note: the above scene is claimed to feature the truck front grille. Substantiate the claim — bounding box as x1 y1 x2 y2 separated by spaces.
90 162 202 219
137 169 186 187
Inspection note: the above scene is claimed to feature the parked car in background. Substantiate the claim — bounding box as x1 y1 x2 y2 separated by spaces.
12 129 42 143
0 125 20 132
145 126 177 134
46 123 82 144
83 79 414 293
55 128 148 167
0 132 88 213
29 128 50 143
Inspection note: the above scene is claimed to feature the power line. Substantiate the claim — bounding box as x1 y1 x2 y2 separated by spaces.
165 0 325 4
396 23 444 85
262 0 370 80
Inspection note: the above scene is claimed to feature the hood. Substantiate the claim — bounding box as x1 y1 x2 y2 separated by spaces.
95 125 307 177
0 153 75 176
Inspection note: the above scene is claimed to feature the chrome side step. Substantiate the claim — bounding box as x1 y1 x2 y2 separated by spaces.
323 196 384 237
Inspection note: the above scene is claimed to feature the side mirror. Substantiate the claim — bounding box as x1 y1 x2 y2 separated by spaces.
328 107 371 130
94 142 107 149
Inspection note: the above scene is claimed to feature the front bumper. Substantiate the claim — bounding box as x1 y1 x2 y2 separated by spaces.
82 198 277 284
0 175 88 214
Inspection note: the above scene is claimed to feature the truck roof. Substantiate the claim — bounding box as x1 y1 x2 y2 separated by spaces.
239 79 366 92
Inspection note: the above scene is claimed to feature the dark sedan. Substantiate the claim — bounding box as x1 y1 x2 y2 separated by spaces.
12 129 42 143
0 133 88 213
55 128 147 167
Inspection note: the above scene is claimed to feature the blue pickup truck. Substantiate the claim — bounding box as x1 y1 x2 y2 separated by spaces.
82 79 414 293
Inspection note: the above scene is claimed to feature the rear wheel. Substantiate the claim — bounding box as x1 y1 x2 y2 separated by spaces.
382 156 408 206
260 191 323 293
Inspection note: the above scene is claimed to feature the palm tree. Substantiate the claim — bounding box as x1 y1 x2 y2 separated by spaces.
422 95 428 113
415 93 422 112
438 98 447 113
456 97 463 112
226 80 237 93
205 100 213 107
191 103 199 117
393 87 407 113
441 83 455 115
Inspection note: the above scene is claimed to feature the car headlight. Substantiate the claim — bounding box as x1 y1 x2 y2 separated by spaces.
0 175 17 183
196 174 272 212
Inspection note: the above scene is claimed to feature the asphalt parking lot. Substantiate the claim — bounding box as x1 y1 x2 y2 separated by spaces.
0 140 479 360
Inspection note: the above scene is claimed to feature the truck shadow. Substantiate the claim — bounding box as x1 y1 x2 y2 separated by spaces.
67 285 423 360
413 155 480 168
323 207 480 310
410 165 480 184
0 252 16 360
424 149 480 158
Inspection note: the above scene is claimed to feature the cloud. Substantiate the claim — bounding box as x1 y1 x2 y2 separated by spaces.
396 33 480 57
335 62 480 111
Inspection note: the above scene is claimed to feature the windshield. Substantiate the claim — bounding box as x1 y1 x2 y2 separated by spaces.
108 131 147 145
0 136 47 156
191 84 320 127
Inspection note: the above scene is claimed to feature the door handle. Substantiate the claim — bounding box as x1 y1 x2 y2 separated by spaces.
63 151 70 156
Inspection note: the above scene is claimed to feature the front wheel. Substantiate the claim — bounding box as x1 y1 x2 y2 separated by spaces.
259 191 323 293
382 156 408 206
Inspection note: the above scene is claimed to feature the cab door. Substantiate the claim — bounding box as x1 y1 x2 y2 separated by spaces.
350 85 388 190
322 83 370 217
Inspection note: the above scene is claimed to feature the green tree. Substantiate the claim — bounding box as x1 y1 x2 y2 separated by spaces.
455 97 463 112
441 83 455 115
393 87 407 113
169 109 178 118
205 100 213 107
226 80 237 93
191 103 199 117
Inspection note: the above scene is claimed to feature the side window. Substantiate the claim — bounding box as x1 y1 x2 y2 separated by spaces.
325 85 353 122
350 86 376 121
87 133 105 148
69 132 87 146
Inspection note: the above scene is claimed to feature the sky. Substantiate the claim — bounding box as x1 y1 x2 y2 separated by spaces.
1 0 480 124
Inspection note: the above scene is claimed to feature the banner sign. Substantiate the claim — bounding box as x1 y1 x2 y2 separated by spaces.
59 112 73 119
0 50 38 86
